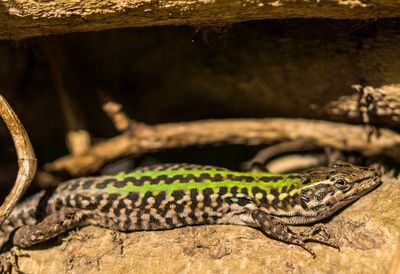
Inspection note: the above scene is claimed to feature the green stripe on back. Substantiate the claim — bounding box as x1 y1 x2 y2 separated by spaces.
97 169 301 196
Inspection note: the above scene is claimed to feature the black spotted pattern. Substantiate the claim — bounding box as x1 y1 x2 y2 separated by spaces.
202 188 214 207
100 194 119 213
82 179 96 190
190 189 199 211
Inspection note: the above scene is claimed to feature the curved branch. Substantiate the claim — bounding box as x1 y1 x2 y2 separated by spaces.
0 95 37 224
45 118 400 176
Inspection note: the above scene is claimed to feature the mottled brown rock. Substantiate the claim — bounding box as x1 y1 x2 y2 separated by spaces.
1 0 400 40
14 175 400 273
323 84 400 124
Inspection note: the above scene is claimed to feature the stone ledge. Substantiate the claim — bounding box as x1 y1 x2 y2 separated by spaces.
1 0 400 40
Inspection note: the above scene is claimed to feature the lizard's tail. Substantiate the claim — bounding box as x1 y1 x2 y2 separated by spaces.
0 190 48 234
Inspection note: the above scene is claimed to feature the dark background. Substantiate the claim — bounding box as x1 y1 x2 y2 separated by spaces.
0 19 398 195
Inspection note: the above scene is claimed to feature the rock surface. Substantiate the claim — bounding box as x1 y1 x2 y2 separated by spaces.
15 175 399 273
1 0 400 39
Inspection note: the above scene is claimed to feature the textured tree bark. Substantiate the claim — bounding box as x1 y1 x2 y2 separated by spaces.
0 96 36 224
1 0 400 40
45 118 400 176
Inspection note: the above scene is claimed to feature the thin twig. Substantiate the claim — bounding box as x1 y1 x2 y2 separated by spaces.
45 118 400 177
241 140 319 171
0 95 37 224
102 101 132 132
264 154 328 174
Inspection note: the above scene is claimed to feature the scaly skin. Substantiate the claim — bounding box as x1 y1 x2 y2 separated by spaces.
0 161 381 269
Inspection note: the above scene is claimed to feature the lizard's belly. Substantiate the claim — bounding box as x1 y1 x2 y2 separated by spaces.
85 204 226 231
53 190 228 231
50 185 254 231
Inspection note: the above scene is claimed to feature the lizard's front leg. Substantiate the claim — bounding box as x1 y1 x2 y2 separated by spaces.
9 208 87 248
0 208 87 273
250 209 339 257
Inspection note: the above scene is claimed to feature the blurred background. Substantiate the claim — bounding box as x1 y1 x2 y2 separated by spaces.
0 19 399 198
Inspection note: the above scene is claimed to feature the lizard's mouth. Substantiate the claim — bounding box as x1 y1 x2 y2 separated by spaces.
345 176 382 202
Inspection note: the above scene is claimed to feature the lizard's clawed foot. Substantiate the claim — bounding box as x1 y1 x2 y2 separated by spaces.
0 247 28 274
251 209 341 258
295 224 340 257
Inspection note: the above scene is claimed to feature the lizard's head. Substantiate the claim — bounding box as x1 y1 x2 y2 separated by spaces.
298 161 381 222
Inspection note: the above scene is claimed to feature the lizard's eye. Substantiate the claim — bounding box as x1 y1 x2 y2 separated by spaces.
335 179 349 190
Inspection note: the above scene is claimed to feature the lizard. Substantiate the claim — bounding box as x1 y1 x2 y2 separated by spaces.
0 161 381 271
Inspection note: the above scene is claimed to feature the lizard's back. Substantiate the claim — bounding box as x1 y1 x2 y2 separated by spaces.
1 163 300 233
